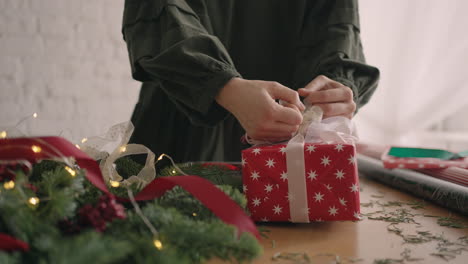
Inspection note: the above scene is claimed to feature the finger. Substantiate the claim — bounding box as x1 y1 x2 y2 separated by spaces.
269 82 305 111
273 104 303 125
303 86 353 105
315 102 356 118
280 101 303 113
300 75 342 92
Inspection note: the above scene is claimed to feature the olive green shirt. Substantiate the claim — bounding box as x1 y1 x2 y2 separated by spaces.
122 0 379 163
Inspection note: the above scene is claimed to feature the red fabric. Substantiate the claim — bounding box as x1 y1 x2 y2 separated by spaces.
0 137 260 242
201 162 239 171
0 233 29 252
242 143 360 222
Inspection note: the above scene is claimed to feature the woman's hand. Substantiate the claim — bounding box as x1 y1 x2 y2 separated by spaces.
298 75 356 119
216 78 305 142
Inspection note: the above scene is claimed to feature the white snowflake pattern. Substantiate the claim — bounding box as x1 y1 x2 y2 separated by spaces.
265 158 276 168
314 192 324 202
439 164 446 168
334 170 345 180
398 164 405 168
350 183 359 193
335 144 344 152
307 170 318 181
348 155 356 164
252 197 261 207
241 158 247 167
264 184 274 193
242 185 248 192
306 145 316 153
339 197 347 206
302 207 310 215
280 172 288 181
250 171 260 180
353 212 361 220
328 206 338 216
273 204 283 215
321 156 331 166
286 192 295 201
279 146 287 154
252 148 261 155
325 184 333 191
418 164 425 168
260 217 269 222
315 218 323 222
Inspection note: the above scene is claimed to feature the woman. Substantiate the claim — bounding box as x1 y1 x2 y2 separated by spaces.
121 0 379 163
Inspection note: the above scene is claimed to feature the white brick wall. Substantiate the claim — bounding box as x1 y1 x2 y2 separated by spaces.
0 0 140 142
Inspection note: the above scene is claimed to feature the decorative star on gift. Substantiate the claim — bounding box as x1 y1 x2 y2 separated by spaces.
328 206 338 216
273 205 282 214
252 198 261 207
250 171 260 180
321 156 331 166
264 184 273 193
334 170 345 180
314 192 324 202
280 172 288 181
265 158 276 168
307 170 318 180
350 183 359 192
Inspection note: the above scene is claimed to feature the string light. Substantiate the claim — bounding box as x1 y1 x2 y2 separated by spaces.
153 239 163 250
119 146 127 153
28 197 40 206
31 145 42 153
75 144 81 149
157 154 164 161
33 113 38 118
64 166 76 177
192 212 197 217
81 138 88 143
110 180 120 188
171 170 176 174
0 131 6 138
4 181 15 189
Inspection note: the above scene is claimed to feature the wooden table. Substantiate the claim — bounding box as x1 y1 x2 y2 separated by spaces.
213 175 468 263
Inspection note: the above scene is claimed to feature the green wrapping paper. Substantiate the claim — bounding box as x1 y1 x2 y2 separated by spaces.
357 154 468 215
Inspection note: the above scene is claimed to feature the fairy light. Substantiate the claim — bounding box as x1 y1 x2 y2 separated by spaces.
81 138 88 143
110 180 120 188
64 166 76 177
31 145 42 153
192 212 197 217
119 146 127 153
75 144 81 149
0 131 6 138
28 197 40 206
4 181 15 189
33 113 38 118
153 239 163 250
157 154 164 161
171 169 176 174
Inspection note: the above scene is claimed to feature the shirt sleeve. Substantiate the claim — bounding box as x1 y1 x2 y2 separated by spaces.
292 0 380 111
122 0 240 126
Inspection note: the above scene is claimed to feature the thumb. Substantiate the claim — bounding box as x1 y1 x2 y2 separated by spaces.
269 83 305 111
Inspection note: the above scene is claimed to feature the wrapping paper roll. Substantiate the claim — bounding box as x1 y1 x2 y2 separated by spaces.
357 154 468 215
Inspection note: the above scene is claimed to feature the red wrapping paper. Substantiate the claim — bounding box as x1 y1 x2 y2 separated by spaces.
242 143 360 222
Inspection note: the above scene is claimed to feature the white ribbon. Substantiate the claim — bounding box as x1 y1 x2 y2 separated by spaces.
80 122 156 189
246 106 358 222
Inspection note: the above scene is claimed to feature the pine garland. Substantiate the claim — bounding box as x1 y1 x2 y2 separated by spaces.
0 158 261 263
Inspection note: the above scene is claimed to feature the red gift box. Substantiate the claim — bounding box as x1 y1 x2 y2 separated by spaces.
242 142 360 222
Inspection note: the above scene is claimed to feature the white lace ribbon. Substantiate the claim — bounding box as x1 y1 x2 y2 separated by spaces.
80 122 156 189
